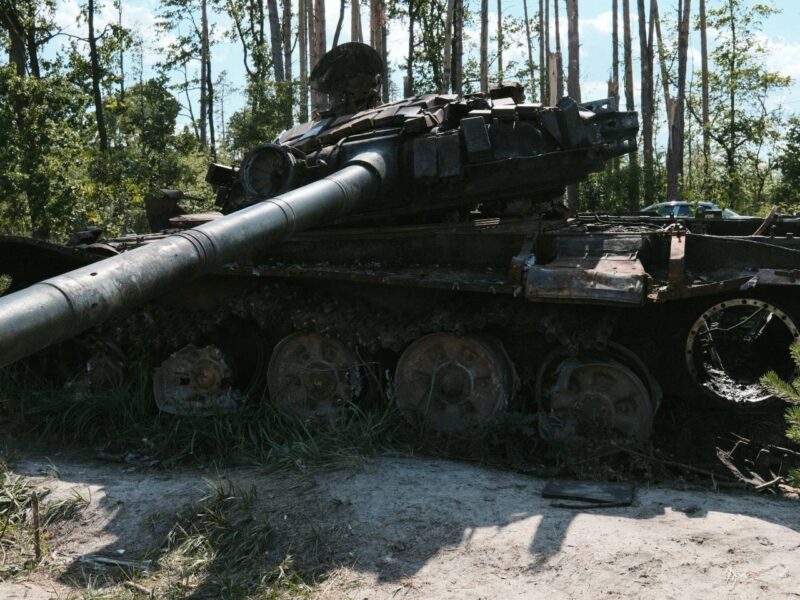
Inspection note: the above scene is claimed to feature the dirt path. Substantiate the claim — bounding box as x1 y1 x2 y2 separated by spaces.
2 453 799 599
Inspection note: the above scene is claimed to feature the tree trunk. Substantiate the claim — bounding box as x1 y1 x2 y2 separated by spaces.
312 0 326 111
370 0 381 59
566 0 579 102
117 1 124 99
544 0 550 101
622 0 638 209
607 0 621 201
182 61 199 139
453 0 463 94
480 0 488 91
268 0 285 80
611 0 619 108
405 0 414 97
206 51 216 159
522 0 536 100
622 0 634 112
553 0 562 99
313 0 325 67
699 0 710 192
0 8 27 77
282 0 293 124
637 0 654 205
666 0 691 202
351 0 363 42
299 0 309 121
442 0 454 93
538 0 545 102
199 0 208 147
381 14 388 101
88 0 108 153
283 0 292 80
652 0 670 109
497 0 503 83
727 0 735 197
369 0 387 101
332 0 345 46
565 0 579 212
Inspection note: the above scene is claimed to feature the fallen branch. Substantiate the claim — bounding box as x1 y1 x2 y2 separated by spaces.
612 444 736 484
123 580 154 597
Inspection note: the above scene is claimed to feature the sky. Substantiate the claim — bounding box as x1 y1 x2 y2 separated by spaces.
49 0 800 135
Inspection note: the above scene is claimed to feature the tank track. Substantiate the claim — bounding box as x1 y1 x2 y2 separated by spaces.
79 279 619 401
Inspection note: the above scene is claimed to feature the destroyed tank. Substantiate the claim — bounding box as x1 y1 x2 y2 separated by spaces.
3 42 800 443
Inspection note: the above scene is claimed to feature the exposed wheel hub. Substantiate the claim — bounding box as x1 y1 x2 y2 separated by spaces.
394 333 515 433
266 332 362 419
685 298 800 403
538 343 660 443
154 345 243 415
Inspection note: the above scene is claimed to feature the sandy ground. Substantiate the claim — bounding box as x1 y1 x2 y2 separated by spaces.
1 453 799 599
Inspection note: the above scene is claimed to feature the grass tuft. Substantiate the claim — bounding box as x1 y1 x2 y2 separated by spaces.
158 480 313 598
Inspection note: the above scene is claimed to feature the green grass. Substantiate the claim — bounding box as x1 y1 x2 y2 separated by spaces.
0 363 414 470
0 459 89 578
155 480 313 599
0 352 548 473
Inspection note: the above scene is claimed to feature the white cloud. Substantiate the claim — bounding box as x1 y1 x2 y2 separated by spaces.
581 10 614 35
760 35 800 81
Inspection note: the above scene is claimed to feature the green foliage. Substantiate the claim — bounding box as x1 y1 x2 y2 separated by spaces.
227 81 295 157
772 117 800 212
0 67 92 238
698 0 791 212
0 64 213 238
759 342 800 485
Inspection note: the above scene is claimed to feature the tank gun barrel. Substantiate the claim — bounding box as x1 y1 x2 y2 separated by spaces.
0 153 387 368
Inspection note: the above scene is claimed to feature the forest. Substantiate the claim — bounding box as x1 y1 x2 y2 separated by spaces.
1 0 799 241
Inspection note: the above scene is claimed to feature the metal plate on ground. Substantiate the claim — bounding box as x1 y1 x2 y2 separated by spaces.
541 480 635 508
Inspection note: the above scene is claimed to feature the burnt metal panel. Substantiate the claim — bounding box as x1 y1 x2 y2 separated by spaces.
413 136 438 178
460 116 493 163
525 255 646 305
436 133 462 178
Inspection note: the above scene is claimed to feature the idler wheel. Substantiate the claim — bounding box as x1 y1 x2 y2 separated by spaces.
154 344 244 415
537 343 661 443
684 297 800 404
266 332 362 420
394 333 514 433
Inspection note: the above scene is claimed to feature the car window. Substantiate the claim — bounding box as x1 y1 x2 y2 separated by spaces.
675 205 693 217
656 205 673 216
722 208 739 218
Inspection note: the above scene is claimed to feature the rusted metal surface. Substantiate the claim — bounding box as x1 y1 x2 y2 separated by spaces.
394 333 515 433
667 231 686 288
684 298 800 404
153 345 244 415
525 255 646 305
266 332 362 420
537 343 660 443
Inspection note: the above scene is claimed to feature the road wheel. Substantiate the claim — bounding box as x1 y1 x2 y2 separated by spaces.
394 333 515 433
